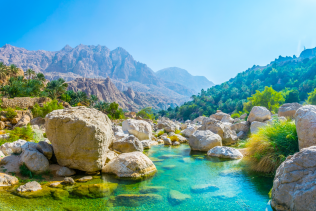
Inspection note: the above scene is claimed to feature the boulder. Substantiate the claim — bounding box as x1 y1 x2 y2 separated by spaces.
247 106 271 122
0 155 21 173
180 124 187 130
188 130 222 151
231 121 250 133
102 151 157 178
21 142 38 152
17 181 42 192
210 111 230 121
30 117 45 126
271 146 316 211
113 135 143 153
265 116 287 125
36 141 53 160
174 134 187 143
45 107 115 172
63 177 75 185
114 132 128 141
173 141 180 146
181 126 196 137
0 150 5 158
295 105 316 150
122 119 152 140
240 113 247 119
193 116 207 124
250 121 267 134
20 149 49 174
278 103 302 119
168 190 191 205
207 146 243 160
0 121 5 130
56 167 76 177
141 140 158 149
14 115 31 128
0 173 19 187
0 139 27 156
163 138 172 145
221 115 234 123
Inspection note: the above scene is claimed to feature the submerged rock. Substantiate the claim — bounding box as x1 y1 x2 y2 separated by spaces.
0 173 19 187
102 151 157 178
207 146 243 160
139 186 165 194
191 184 219 193
163 165 176 169
168 190 191 205
73 183 118 198
111 194 163 207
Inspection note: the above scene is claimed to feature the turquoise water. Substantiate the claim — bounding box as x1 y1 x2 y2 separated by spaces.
0 144 273 211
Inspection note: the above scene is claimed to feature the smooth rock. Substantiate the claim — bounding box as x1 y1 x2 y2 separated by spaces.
56 167 76 177
247 106 271 122
141 140 158 149
63 177 75 185
0 173 19 186
250 121 267 134
30 117 45 126
114 132 128 141
168 190 191 205
36 141 53 159
0 139 27 156
173 141 180 146
181 126 196 137
191 184 219 193
207 146 243 159
163 138 172 145
113 135 143 153
210 112 230 121
77 176 93 182
221 115 234 123
20 149 49 174
188 130 222 151
122 119 152 140
278 103 302 118
17 181 42 192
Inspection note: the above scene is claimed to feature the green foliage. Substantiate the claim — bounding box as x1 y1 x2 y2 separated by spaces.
169 135 179 142
284 89 300 103
32 100 64 118
43 78 68 99
6 125 34 143
20 163 33 178
307 88 316 105
231 113 240 118
94 101 125 120
174 129 181 134
155 130 165 137
246 120 298 173
5 107 17 119
137 107 155 120
244 86 284 113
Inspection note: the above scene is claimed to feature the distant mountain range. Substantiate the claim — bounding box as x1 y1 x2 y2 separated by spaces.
0 44 214 110
155 67 214 93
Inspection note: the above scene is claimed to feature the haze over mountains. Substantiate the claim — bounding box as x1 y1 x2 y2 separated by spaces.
0 44 214 110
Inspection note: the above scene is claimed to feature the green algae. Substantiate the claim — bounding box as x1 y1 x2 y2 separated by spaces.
52 189 69 200
110 194 163 207
139 186 166 194
73 183 118 198
15 186 52 198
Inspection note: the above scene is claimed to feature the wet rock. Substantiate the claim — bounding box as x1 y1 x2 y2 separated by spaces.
159 154 182 159
168 190 191 205
0 173 18 186
188 130 222 151
122 119 152 140
247 106 271 122
20 149 49 174
77 176 93 182
207 146 243 160
163 165 176 169
73 183 118 198
36 141 53 160
53 189 69 200
111 194 163 207
56 167 76 177
63 177 75 185
113 135 143 153
191 184 219 193
17 181 42 192
139 186 165 194
102 151 157 178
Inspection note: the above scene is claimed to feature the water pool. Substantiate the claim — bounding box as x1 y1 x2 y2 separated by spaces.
0 144 273 211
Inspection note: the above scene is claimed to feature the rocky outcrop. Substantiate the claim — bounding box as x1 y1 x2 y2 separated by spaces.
207 146 243 159
295 105 316 150
0 139 26 156
278 103 302 118
113 135 143 153
45 107 115 172
247 106 271 122
122 119 152 140
102 151 157 178
271 146 316 211
1 97 51 109
188 130 222 151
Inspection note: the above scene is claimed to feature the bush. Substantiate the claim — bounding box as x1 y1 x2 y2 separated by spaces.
246 120 298 173
231 113 240 118
6 125 34 143
307 88 316 105
174 129 181 134
155 130 164 138
169 135 179 142
32 100 63 118
5 107 17 119
20 163 33 178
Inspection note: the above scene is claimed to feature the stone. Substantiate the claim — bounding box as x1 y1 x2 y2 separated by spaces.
188 130 222 151
231 121 250 133
174 134 187 143
0 155 21 173
265 116 287 125
30 117 45 126
207 146 243 159
221 115 234 123
250 121 267 134
21 142 38 152
0 121 5 130
20 149 49 174
77 176 93 182
210 112 230 121
163 138 172 145
0 150 5 158
114 132 128 141
191 184 219 193
0 139 26 156
139 186 165 194
113 135 143 153
180 124 187 130
163 165 176 169
104 150 118 164
45 107 115 172
168 190 191 205
49 182 62 187
0 173 19 186
112 125 124 133
73 183 118 198
1 97 51 109
36 141 53 159
56 167 76 177
122 119 152 140
173 141 180 146
17 181 42 192
157 139 164 144
63 177 75 185
141 140 158 149
278 103 302 118
271 146 316 211
240 113 247 119
295 105 316 150
181 126 196 137
14 115 31 128
237 131 245 139
247 106 271 122
102 151 157 178
111 194 163 207
193 116 207 124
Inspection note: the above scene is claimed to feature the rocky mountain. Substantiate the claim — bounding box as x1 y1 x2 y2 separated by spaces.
67 77 181 111
155 67 214 93
0 44 195 100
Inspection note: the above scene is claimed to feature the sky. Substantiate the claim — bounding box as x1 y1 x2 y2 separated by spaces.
1 0 316 84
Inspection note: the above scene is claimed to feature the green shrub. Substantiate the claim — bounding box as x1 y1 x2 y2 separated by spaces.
307 88 316 105
246 120 298 173
32 100 63 118
169 135 179 142
231 113 240 118
20 163 33 178
156 130 164 137
174 129 181 134
6 125 34 143
5 107 17 119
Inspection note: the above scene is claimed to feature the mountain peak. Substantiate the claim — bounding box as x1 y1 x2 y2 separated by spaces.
61 45 72 52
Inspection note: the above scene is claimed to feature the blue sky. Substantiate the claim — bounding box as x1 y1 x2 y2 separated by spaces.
1 0 316 84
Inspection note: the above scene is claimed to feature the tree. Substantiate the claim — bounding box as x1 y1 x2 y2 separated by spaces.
137 107 155 120
10 64 18 74
25 69 35 80
307 88 316 105
89 95 98 107
45 78 68 99
285 89 300 103
35 73 46 82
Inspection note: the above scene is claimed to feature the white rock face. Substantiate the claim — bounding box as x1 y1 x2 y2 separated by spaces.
207 146 243 159
20 149 49 174
17 181 42 192
122 119 152 140
0 139 27 156
210 112 230 121
0 173 19 187
271 146 316 211
250 121 267 134
45 107 115 172
113 135 143 153
56 167 76 177
181 126 196 137
163 138 172 145
278 103 302 118
221 116 234 123
247 106 271 122
295 105 316 150
102 151 157 178
180 124 187 130
188 130 222 151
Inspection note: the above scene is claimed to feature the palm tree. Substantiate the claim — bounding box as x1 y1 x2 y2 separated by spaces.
45 78 68 99
89 95 98 107
10 64 18 74
35 73 46 82
25 69 35 80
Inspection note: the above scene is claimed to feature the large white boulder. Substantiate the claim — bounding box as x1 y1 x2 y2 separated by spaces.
250 121 267 134
113 135 144 153
122 119 152 140
181 126 196 137
210 111 230 121
271 146 316 211
295 105 316 150
207 146 243 159
45 107 115 172
247 106 271 122
278 103 302 119
0 139 27 156
20 149 49 174
188 130 222 151
221 115 234 123
102 151 157 178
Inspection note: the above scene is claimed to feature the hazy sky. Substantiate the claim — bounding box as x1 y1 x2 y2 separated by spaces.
1 0 316 84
